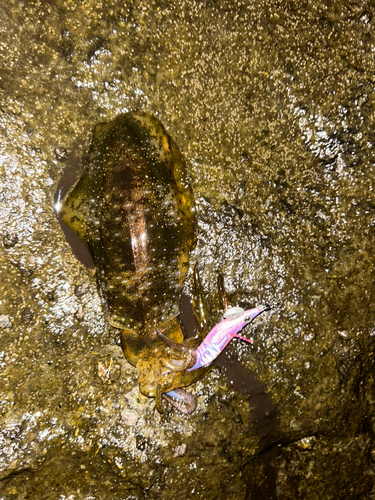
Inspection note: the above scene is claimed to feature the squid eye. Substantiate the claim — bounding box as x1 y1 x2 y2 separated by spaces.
163 357 189 372
223 307 244 320
170 359 186 367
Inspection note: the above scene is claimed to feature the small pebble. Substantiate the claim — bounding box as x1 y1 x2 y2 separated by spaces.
295 436 316 450
75 283 90 297
74 308 85 321
174 443 187 457
3 233 18 248
0 315 13 328
54 147 68 161
303 330 315 341
21 308 34 323
338 330 348 339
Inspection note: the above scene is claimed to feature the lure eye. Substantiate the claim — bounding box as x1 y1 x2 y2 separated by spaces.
223 307 244 320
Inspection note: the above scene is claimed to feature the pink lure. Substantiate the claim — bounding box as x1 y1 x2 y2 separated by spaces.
187 305 269 371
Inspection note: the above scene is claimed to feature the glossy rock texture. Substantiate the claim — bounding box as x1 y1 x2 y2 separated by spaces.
1 1 375 499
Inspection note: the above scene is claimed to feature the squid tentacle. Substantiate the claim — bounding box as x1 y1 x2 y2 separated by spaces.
162 388 197 414
157 330 197 369
155 383 164 413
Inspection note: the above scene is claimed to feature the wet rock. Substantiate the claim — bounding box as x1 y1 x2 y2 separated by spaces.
1 0 375 499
